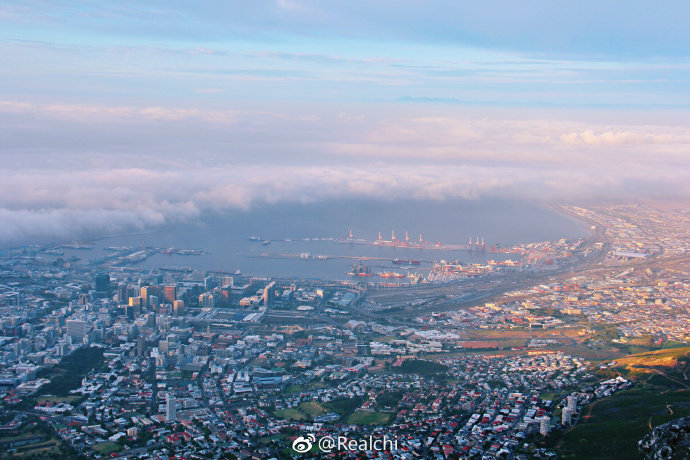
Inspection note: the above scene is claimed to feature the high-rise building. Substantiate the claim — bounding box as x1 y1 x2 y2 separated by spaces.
147 312 156 327
140 286 150 308
117 283 128 304
136 336 146 356
165 394 177 421
163 286 176 304
540 416 550 436
66 319 86 340
567 395 578 412
173 300 184 316
94 273 110 294
148 295 159 309
128 297 143 318
58 342 69 356
562 407 572 425
263 281 276 307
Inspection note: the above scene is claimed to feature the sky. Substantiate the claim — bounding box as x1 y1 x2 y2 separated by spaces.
1 1 690 244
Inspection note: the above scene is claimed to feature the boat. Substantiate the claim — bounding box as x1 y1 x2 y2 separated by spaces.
379 272 405 278
347 264 373 276
177 249 206 255
160 266 193 273
393 258 421 265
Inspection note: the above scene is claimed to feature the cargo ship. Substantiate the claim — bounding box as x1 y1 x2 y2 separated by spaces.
348 264 373 276
392 258 421 265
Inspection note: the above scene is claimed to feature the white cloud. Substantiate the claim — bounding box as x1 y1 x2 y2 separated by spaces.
559 129 690 145
2 100 690 244
1 163 689 245
0 100 241 123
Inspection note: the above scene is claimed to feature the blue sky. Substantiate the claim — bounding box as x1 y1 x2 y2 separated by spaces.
2 0 690 108
1 1 690 243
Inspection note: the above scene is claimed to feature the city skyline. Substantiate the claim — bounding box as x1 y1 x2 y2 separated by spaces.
1 4 690 458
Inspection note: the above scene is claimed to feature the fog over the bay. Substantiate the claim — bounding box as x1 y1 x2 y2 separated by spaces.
2 1 690 245
1 101 690 245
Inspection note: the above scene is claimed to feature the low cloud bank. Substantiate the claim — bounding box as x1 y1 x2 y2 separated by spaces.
2 101 690 245
1 164 688 246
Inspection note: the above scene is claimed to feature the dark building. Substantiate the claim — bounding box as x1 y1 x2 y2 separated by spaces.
136 337 146 356
117 283 128 305
94 273 110 297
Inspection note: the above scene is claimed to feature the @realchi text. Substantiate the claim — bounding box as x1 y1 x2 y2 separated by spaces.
292 434 398 453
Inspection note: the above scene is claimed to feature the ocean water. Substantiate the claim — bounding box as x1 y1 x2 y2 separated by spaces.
57 199 587 280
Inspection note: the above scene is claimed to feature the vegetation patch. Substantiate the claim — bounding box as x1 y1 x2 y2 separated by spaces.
346 411 393 425
37 347 105 397
274 400 328 421
273 408 309 421
616 346 690 372
93 441 122 455
323 396 365 420
298 401 327 418
376 390 405 409
397 359 448 376
551 356 690 459
35 395 83 404
552 388 690 459
282 384 306 394
662 340 689 349
0 417 73 459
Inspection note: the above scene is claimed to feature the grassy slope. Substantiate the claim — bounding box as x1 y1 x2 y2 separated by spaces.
554 347 690 459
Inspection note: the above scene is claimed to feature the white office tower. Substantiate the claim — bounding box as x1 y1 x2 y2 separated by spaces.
166 394 177 422
567 395 578 412
66 319 87 340
562 407 572 425
540 416 550 436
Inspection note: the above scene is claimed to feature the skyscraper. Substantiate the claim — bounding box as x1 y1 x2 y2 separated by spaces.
140 286 150 308
173 300 184 316
540 416 550 436
136 336 146 356
166 394 177 422
117 283 128 305
66 319 86 340
129 296 143 312
94 273 110 298
263 281 275 307
163 285 176 304
567 395 577 412
148 295 159 309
